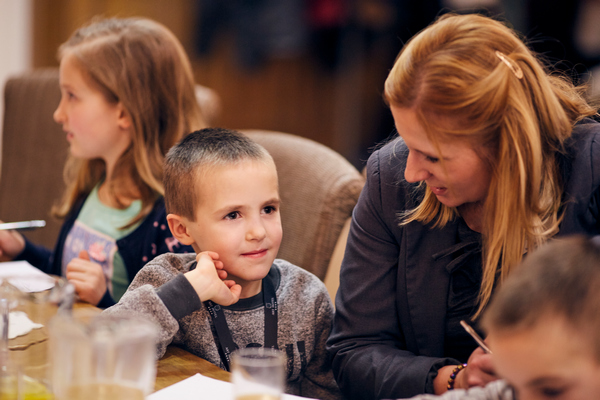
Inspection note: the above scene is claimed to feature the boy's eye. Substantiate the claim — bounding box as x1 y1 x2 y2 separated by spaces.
425 155 439 163
263 206 277 214
224 211 240 220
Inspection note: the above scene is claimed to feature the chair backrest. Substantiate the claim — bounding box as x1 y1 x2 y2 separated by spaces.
243 130 364 281
0 68 67 248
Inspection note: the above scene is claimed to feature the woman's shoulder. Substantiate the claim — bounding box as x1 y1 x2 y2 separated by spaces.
568 118 600 170
367 136 408 171
572 118 600 138
364 136 419 207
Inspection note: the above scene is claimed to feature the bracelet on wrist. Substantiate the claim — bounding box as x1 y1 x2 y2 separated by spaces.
447 363 467 390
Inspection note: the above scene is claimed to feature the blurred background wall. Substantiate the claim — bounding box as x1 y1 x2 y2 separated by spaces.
0 0 32 140
6 0 600 169
30 0 400 168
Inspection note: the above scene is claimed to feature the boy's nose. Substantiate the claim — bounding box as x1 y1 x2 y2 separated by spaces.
404 151 431 183
246 219 267 241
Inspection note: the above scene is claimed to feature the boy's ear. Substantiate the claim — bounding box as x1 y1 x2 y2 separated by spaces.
166 213 195 246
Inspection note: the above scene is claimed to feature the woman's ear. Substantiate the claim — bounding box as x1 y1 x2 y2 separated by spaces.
166 214 195 246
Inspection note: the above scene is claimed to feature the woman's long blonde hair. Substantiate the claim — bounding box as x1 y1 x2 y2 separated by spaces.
54 17 205 225
384 13 597 316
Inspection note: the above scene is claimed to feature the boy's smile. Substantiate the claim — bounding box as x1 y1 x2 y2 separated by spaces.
183 159 282 298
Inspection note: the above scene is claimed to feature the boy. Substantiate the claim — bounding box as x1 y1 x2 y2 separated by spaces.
406 235 600 400
104 128 340 400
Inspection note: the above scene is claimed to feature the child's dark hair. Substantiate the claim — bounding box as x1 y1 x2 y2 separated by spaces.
483 235 600 362
163 128 273 220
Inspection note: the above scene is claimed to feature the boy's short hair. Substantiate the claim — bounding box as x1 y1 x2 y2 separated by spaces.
164 127 273 220
483 235 600 362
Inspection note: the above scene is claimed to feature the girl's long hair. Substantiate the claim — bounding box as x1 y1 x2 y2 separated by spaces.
54 17 205 225
384 13 597 316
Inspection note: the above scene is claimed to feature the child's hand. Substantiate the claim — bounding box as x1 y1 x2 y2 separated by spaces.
0 224 25 261
65 250 107 306
184 251 242 306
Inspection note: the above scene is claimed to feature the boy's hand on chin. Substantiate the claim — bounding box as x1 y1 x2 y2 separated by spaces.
185 251 242 306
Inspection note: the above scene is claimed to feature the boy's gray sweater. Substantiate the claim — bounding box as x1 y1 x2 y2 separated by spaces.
104 253 340 400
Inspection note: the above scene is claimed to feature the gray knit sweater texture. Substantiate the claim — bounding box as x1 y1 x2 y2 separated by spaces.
104 253 341 400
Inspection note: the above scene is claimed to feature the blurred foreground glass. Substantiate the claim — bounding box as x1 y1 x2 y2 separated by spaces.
0 275 75 400
231 348 286 400
49 313 158 400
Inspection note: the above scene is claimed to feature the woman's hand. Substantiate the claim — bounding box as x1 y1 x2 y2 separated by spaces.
455 347 496 389
65 250 107 305
0 226 25 261
434 347 496 394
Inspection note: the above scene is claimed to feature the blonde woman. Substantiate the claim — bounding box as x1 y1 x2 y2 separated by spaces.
327 13 600 399
0 17 204 307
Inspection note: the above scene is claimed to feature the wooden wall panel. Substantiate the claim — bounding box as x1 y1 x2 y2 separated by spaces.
32 0 392 167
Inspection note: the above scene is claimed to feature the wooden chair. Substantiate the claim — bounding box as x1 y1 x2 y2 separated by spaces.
243 130 365 294
0 68 67 248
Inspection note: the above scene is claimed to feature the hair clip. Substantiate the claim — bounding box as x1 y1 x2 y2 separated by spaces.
495 51 523 79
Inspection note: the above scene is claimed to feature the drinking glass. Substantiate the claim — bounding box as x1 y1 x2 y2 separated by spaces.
49 312 158 400
0 275 74 400
231 348 286 400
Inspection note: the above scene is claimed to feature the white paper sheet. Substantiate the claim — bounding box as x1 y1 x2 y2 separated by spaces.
3 311 44 339
0 260 55 292
148 373 317 400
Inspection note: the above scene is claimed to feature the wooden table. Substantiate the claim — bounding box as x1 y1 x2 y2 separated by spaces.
155 346 230 390
71 302 230 391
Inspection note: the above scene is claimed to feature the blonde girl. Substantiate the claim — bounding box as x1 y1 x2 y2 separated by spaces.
0 17 205 307
327 13 600 399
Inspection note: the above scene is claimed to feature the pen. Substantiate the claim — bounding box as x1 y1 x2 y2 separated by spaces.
0 220 46 231
460 320 493 354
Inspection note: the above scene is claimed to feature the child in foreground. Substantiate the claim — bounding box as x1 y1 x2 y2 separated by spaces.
406 235 600 400
0 17 202 307
104 128 341 400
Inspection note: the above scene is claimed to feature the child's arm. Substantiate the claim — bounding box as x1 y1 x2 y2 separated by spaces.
183 251 241 306
0 228 25 261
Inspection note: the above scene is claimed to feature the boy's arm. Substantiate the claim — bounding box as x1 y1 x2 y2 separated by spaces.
102 254 194 359
300 291 343 400
103 252 241 359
